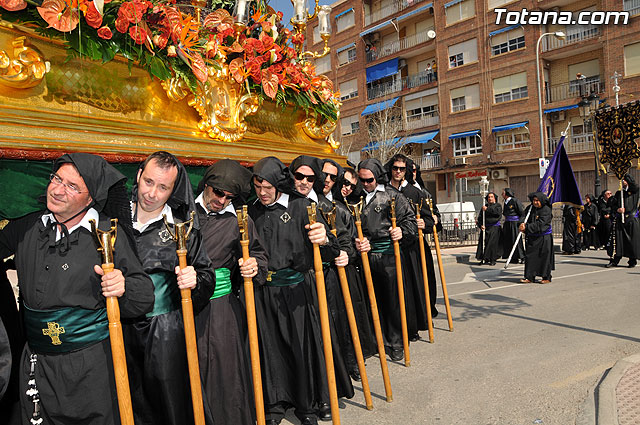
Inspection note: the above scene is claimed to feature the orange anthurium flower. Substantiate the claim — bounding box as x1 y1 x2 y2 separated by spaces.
262 69 279 100
37 0 79 32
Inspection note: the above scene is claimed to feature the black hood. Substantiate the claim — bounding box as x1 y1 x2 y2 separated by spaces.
504 187 515 198
197 159 252 204
383 155 413 184
132 152 199 228
413 161 426 190
322 158 345 199
290 155 326 196
486 191 498 203
358 158 388 185
253 156 295 194
336 166 364 205
623 173 637 190
528 191 551 207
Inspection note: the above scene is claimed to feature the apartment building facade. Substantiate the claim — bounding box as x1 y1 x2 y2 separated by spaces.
305 0 640 206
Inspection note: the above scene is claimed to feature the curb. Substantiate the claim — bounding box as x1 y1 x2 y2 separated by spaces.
596 353 640 425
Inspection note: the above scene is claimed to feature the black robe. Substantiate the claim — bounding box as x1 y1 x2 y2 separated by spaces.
360 185 417 351
0 211 154 425
610 181 640 261
562 206 581 254
581 202 599 249
195 205 269 425
476 203 502 263
501 197 525 261
248 194 344 422
597 194 613 250
522 203 555 281
125 216 215 425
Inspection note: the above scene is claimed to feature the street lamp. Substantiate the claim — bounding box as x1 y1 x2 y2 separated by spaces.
578 92 601 196
536 31 566 159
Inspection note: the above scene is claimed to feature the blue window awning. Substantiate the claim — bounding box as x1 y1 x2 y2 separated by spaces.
360 20 394 37
444 0 463 8
397 3 433 22
544 104 578 114
335 8 353 19
404 130 439 144
449 129 480 139
492 121 528 133
488 24 521 37
361 97 400 116
336 42 356 53
366 58 399 83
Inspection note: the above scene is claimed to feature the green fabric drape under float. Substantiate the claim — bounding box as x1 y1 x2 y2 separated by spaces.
0 159 207 220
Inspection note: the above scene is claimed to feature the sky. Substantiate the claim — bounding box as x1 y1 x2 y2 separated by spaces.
268 0 336 25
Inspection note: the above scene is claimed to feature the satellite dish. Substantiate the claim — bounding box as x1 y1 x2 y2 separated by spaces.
427 30 436 39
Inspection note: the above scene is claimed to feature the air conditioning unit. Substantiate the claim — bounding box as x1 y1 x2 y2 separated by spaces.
454 157 467 165
398 58 407 68
550 111 565 122
489 168 508 180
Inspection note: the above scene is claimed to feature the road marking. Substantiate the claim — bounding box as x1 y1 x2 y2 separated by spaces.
453 283 522 296
550 362 615 388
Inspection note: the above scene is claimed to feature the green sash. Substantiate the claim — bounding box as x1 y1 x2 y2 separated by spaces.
24 304 108 354
147 272 180 317
266 268 305 287
371 238 394 254
211 268 233 299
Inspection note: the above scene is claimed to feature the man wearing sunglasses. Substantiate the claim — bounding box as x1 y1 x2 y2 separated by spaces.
249 156 341 425
194 159 269 425
0 153 154 424
126 151 215 425
356 158 417 361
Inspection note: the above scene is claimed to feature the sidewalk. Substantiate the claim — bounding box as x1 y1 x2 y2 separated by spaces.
578 353 640 425
435 237 565 265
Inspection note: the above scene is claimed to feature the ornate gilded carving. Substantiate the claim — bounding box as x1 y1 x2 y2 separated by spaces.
187 65 261 143
161 77 190 103
0 36 49 89
300 109 339 148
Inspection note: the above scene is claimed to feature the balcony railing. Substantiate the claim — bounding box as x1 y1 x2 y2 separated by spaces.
366 28 434 63
542 25 600 52
545 76 605 103
364 0 428 27
547 134 594 155
624 0 640 15
410 153 441 170
367 70 437 100
405 113 439 130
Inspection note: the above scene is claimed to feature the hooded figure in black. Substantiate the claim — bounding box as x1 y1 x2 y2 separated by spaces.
0 153 154 425
501 187 525 263
336 166 364 206
597 189 613 251
581 194 599 250
476 191 502 265
520 192 555 283
561 204 581 255
357 158 417 361
125 151 215 425
194 159 269 425
248 156 341 425
607 173 640 268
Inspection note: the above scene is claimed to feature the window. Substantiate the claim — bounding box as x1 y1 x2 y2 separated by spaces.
624 0 640 15
496 129 530 151
315 54 331 75
339 78 358 101
453 135 482 156
491 27 525 56
445 0 475 25
448 39 477 68
450 84 479 112
341 115 360 136
488 0 514 9
336 9 355 33
405 94 438 121
338 45 357 66
624 42 640 76
568 59 600 95
493 72 528 103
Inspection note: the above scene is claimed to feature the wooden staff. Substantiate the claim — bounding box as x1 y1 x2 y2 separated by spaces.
412 200 434 344
163 212 205 425
389 198 410 367
236 206 266 425
321 204 373 410
347 197 393 402
307 203 340 425
427 199 453 331
89 218 134 425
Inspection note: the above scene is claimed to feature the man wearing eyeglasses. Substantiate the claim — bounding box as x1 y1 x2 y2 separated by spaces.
248 156 340 425
125 151 215 425
192 159 268 425
356 158 417 362
0 153 153 425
